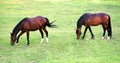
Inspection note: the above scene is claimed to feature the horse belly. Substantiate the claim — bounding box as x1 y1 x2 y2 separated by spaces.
88 18 102 26
90 22 101 26
23 23 41 31
30 24 41 31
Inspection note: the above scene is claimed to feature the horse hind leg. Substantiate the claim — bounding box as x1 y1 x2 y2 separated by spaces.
107 28 111 40
102 25 106 39
107 36 110 40
107 26 112 40
46 37 49 43
39 29 44 43
43 28 49 43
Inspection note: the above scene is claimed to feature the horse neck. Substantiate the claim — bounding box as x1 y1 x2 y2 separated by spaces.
12 24 21 36
77 20 82 29
12 18 26 36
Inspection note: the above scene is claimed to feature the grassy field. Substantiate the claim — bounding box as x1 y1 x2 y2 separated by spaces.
0 0 120 63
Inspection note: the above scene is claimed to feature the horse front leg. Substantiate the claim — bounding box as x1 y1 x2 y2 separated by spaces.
26 31 30 45
16 31 25 45
89 27 94 39
82 27 88 39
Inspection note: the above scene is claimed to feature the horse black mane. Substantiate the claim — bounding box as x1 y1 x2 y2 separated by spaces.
12 18 27 35
77 13 88 28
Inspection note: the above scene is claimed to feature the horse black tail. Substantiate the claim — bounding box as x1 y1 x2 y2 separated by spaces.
45 18 56 28
108 15 112 38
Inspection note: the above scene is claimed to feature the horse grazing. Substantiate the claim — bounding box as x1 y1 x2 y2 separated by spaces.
76 13 112 40
10 16 55 45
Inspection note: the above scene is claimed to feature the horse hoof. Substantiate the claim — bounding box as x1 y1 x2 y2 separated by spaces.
26 44 29 47
40 41 43 44
40 38 44 43
16 43 19 45
91 37 95 39
46 41 49 44
46 42 49 44
107 36 110 40
81 38 84 40
25 45 29 47
45 38 49 44
102 37 105 39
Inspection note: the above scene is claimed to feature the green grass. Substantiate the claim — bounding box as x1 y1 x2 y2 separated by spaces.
0 0 120 63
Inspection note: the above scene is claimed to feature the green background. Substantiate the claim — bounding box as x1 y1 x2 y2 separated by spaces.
0 0 120 63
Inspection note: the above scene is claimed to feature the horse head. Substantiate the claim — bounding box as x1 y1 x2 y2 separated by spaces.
76 28 81 39
10 33 16 45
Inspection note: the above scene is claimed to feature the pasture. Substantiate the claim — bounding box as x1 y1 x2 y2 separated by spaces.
0 0 120 63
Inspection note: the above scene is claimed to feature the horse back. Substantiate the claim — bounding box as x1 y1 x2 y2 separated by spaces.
22 16 47 31
83 13 109 26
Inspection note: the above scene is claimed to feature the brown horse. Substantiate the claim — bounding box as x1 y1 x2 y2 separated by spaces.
76 13 112 40
10 16 55 45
